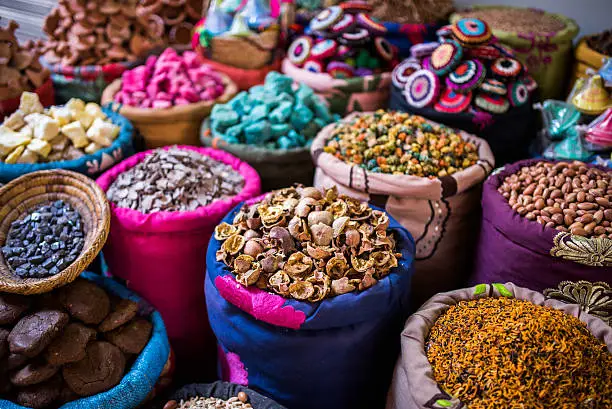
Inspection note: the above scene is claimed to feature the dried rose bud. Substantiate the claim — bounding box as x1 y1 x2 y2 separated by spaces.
311 223 333 246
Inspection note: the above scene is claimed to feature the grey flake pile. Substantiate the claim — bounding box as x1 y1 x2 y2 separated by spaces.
106 147 244 213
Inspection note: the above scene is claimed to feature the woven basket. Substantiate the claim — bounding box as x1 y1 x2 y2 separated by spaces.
0 170 110 294
100 74 238 148
208 28 280 70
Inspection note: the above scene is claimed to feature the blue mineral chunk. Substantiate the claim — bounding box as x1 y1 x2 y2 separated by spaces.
288 129 306 145
247 104 269 123
273 92 295 105
314 118 328 130
271 123 291 137
245 120 272 144
229 91 251 116
278 135 298 149
296 83 315 104
213 110 240 129
265 72 294 94
225 123 247 142
312 99 332 123
269 101 293 124
290 103 314 131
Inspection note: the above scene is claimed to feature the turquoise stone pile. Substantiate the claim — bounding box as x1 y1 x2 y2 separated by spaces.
210 72 336 149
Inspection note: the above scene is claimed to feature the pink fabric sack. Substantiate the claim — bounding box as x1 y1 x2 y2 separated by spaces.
386 282 612 409
311 113 495 307
96 145 261 376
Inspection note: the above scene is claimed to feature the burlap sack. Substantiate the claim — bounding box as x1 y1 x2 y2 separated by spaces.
311 112 495 306
386 282 612 409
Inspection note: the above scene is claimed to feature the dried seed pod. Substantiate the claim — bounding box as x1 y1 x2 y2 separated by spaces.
288 216 311 241
222 234 246 255
308 211 333 227
243 240 264 258
243 229 261 240
259 205 285 228
332 216 350 237
305 243 333 260
331 277 356 295
261 254 282 273
325 256 349 279
283 252 313 278
295 197 317 218
344 229 361 247
214 222 238 240
269 226 295 254
236 263 261 286
233 254 254 275
288 281 315 300
311 223 333 246
268 271 290 288
299 186 323 200
351 255 374 272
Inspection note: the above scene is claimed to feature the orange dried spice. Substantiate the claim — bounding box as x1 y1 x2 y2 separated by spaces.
426 297 612 409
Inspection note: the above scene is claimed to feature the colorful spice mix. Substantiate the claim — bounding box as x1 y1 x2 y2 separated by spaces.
323 110 479 177
426 297 612 409
215 186 401 302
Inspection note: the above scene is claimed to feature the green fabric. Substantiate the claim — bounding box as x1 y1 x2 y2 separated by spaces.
50 74 109 104
451 6 579 100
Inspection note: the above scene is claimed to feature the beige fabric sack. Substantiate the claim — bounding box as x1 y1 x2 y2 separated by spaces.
386 282 612 409
311 113 495 306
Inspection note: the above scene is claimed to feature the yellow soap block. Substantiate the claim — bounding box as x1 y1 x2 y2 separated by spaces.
61 121 89 149
19 125 33 139
84 141 103 155
27 138 52 158
5 146 25 164
17 148 39 164
73 110 95 130
25 114 60 141
0 126 32 156
86 118 117 147
49 106 73 127
85 103 106 121
65 98 86 113
19 92 44 115
3 111 25 130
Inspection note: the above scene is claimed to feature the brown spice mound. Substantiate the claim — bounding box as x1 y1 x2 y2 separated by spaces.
458 7 566 34
427 297 612 409
369 0 454 25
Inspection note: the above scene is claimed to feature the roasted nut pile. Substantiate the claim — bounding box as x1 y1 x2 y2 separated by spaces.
2 200 84 279
215 186 401 301
114 48 226 109
427 297 612 409
1 93 120 164
164 392 252 409
0 21 50 101
107 147 244 213
499 161 612 238
0 279 152 408
324 111 479 177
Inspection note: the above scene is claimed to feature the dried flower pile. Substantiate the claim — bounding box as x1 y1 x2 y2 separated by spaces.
324 111 479 177
426 297 612 409
215 186 401 301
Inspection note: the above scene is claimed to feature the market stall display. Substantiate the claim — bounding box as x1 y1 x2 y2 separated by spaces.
390 17 539 165
0 93 134 183
283 3 399 114
101 48 238 148
387 282 612 409
155 381 286 409
0 21 53 118
202 72 335 191
451 6 578 100
206 186 415 409
193 0 281 90
312 110 493 306
473 159 612 292
0 272 170 409
96 145 260 378
0 170 109 295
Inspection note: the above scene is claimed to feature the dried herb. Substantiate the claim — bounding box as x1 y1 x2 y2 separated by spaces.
426 297 612 409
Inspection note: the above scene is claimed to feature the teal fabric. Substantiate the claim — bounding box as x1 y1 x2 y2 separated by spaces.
0 272 171 409
0 107 134 184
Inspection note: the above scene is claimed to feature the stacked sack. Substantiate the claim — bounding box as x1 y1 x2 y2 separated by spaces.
283 2 398 114
390 17 538 164
0 22 53 117
202 72 335 190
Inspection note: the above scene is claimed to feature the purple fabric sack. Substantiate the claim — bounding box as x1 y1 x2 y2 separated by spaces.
472 159 612 292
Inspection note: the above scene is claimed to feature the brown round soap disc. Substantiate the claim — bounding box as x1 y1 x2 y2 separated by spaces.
16 375 62 409
63 341 126 397
0 294 31 325
10 359 59 386
7 352 28 370
62 279 110 325
99 299 138 333
105 318 152 355
45 322 96 366
8 310 69 358
0 328 9 360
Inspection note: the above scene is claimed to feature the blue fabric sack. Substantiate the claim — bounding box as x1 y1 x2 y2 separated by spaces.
205 204 415 409
0 272 171 409
0 107 134 184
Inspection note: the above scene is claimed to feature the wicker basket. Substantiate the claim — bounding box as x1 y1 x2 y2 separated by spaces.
0 170 110 295
100 74 238 148
208 28 280 70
